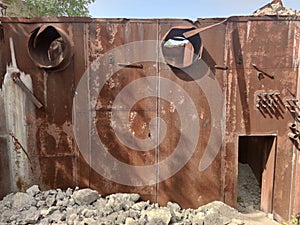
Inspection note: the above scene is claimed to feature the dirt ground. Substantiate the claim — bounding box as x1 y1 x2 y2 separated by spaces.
236 162 280 225
237 163 261 213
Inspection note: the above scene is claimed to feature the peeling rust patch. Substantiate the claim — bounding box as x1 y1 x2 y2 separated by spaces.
0 16 299 222
8 132 32 167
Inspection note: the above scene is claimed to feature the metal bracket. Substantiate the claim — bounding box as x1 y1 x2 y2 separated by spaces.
117 63 143 69
214 65 228 70
12 72 43 109
252 64 275 80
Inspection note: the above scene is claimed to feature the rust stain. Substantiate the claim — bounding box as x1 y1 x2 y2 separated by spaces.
8 131 32 166
16 177 26 191
0 16 299 222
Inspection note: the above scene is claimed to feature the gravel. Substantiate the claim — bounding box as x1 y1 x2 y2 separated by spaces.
0 185 278 225
237 163 261 213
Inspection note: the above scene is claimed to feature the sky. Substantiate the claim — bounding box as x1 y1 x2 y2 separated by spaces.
89 0 300 19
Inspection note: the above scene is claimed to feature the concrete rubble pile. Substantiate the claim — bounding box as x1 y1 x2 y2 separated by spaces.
253 0 300 16
0 185 279 225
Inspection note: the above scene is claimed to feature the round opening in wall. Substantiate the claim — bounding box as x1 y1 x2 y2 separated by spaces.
161 27 202 68
28 25 73 71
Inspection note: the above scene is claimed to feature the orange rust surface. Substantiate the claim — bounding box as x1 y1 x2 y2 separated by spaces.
0 16 299 221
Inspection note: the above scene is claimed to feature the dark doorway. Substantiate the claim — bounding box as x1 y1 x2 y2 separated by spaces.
238 135 276 213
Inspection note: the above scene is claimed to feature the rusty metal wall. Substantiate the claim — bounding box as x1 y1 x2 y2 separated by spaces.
224 17 300 221
0 16 299 222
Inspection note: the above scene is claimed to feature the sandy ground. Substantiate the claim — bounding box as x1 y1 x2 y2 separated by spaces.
237 163 261 213
236 162 280 225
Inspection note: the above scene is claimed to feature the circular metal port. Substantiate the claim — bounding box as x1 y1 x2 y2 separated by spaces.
161 27 202 68
28 25 73 71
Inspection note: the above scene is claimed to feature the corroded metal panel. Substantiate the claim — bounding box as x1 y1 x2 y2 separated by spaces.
0 16 300 222
156 19 226 208
84 21 159 201
224 18 300 220
0 19 81 193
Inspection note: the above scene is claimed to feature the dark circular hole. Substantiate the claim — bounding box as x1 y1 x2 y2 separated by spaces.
28 26 73 70
162 27 202 68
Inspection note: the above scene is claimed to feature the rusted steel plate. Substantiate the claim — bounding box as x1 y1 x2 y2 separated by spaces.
295 154 300 216
224 19 300 220
0 17 300 223
81 21 160 200
155 19 226 208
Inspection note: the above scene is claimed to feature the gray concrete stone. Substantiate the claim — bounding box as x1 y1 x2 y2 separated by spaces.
56 189 66 201
125 217 138 225
0 187 280 225
26 185 40 197
12 192 36 210
65 188 73 197
73 188 100 205
22 206 40 224
0 94 7 135
145 208 172 225
131 200 150 210
45 195 56 207
48 210 65 223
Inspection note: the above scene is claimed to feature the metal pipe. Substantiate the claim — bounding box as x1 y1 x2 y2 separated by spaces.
286 105 296 113
275 92 280 98
289 123 297 130
288 132 299 140
182 17 229 38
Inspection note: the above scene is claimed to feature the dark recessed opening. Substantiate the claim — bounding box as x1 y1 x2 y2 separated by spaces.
28 25 73 71
238 135 276 213
161 27 202 68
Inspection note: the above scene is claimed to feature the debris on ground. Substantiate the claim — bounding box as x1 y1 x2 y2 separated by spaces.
237 162 261 213
253 0 300 16
0 185 280 225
